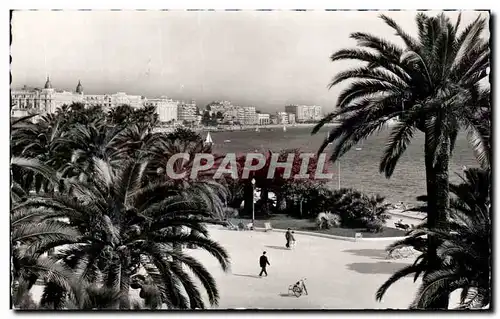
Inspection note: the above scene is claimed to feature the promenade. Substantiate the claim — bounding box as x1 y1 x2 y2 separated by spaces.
28 225 462 309
189 226 419 309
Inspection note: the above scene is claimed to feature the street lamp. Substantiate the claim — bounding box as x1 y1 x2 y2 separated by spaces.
251 178 256 229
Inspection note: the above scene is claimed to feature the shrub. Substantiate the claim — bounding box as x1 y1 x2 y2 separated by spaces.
280 180 334 218
255 198 275 216
329 188 390 232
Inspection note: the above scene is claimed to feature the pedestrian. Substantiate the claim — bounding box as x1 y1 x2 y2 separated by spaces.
290 231 296 248
285 228 292 248
259 251 270 277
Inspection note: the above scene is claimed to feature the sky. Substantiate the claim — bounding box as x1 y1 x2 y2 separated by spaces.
10 10 488 113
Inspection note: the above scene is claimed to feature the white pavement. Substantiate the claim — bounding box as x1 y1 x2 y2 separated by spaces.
189 226 420 309
28 225 461 310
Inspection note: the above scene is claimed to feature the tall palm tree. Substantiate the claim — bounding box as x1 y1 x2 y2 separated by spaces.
15 158 230 309
376 167 490 309
313 12 489 308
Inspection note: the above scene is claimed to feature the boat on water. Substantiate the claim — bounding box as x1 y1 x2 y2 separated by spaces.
224 139 231 143
205 132 213 144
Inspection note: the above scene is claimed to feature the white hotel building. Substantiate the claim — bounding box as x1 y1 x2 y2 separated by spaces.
143 97 178 123
11 77 176 121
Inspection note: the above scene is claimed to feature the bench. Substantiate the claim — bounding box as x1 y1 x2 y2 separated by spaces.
264 222 273 232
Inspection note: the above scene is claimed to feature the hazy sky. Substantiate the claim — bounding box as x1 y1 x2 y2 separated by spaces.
11 10 488 113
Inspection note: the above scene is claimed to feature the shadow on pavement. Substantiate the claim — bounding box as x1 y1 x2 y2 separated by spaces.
279 293 295 298
265 245 289 251
233 273 261 279
342 249 389 260
346 262 410 274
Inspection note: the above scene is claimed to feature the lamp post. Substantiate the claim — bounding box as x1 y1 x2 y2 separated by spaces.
251 178 256 228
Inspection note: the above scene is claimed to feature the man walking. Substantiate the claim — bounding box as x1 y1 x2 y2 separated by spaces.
259 251 270 277
285 228 292 248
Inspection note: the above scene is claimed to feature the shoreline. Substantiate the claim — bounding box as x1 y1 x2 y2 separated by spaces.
154 122 340 133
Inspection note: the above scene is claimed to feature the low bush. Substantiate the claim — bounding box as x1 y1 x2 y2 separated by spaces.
279 180 334 218
330 188 390 232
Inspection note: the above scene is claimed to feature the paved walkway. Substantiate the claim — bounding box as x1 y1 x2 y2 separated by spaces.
29 225 461 310
189 226 419 309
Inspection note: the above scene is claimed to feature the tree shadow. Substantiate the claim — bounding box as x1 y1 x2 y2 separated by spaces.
342 249 389 260
232 273 261 279
265 245 289 251
346 262 410 275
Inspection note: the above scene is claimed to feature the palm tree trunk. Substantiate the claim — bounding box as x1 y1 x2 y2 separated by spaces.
424 132 450 309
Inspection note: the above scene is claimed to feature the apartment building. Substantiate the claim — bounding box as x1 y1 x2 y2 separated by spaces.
178 101 198 123
285 104 322 122
237 106 257 125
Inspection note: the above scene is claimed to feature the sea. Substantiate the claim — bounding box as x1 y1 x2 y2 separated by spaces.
206 125 478 205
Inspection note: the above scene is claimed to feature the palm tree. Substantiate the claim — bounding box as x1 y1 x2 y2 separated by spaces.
313 12 489 308
15 158 231 309
11 114 69 191
57 120 126 179
376 167 491 309
11 203 83 309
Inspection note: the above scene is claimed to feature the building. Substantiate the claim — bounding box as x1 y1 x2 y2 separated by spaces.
112 92 142 109
11 77 149 119
84 94 113 110
84 92 143 110
237 106 257 125
178 101 198 123
11 77 84 117
285 104 322 122
277 111 289 124
143 97 178 123
257 113 270 125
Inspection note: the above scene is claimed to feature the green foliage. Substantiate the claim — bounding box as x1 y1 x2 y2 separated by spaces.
279 180 333 218
166 127 203 143
10 106 232 309
201 110 217 126
376 167 491 309
314 12 490 309
329 188 390 232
